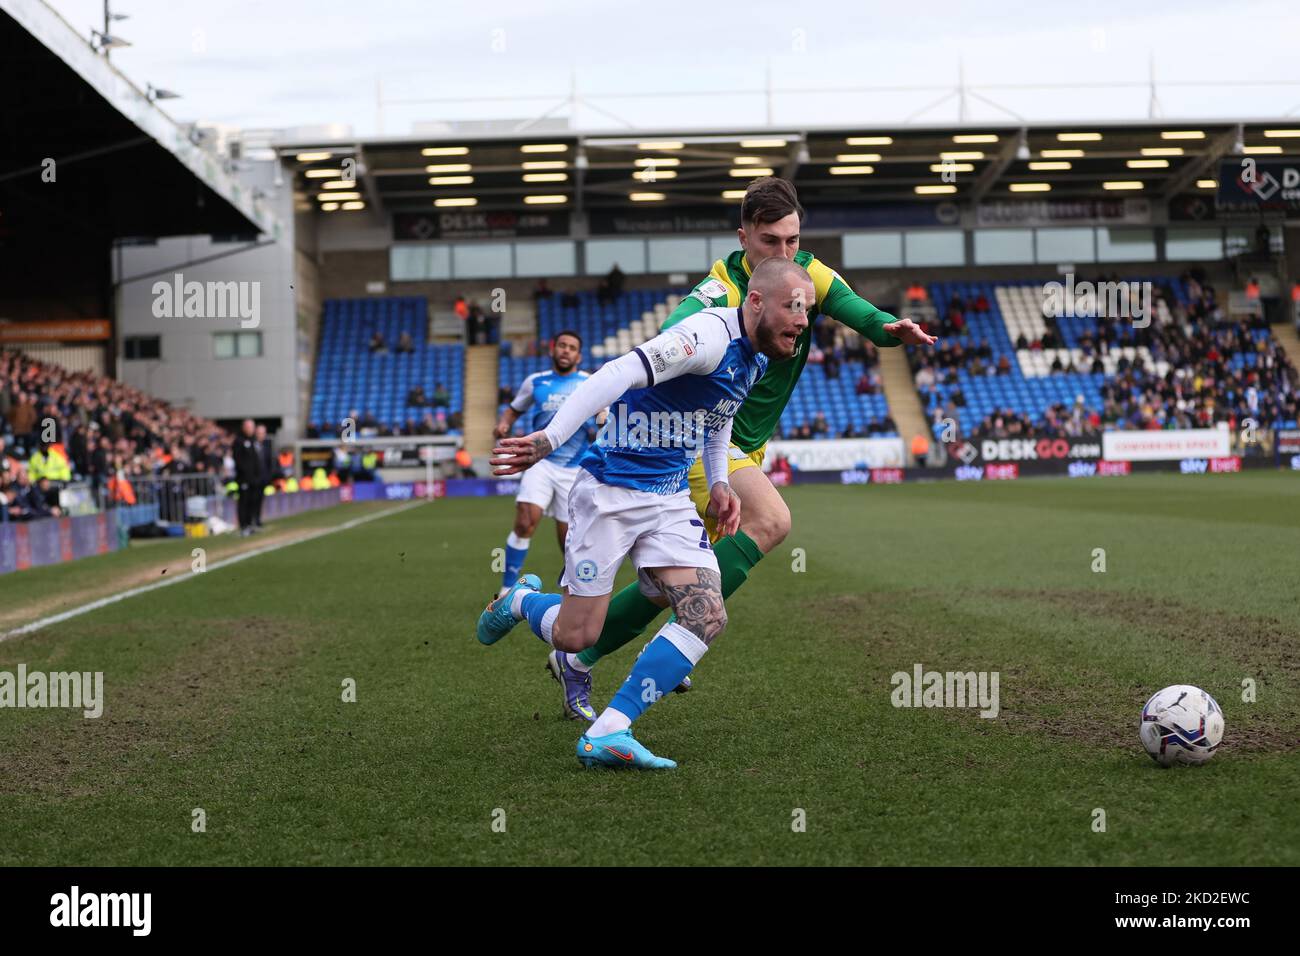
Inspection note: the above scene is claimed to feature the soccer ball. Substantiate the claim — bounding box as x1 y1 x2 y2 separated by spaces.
1139 684 1224 767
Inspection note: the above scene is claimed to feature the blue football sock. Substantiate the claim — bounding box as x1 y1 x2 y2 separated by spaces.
503 532 530 589
519 591 562 642
609 623 707 724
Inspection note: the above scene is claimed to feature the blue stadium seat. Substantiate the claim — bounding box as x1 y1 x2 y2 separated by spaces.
309 296 463 434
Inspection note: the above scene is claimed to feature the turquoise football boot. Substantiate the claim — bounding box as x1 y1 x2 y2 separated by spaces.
476 574 541 645
576 729 677 769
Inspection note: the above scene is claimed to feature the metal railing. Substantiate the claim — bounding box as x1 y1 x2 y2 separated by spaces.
94 472 224 523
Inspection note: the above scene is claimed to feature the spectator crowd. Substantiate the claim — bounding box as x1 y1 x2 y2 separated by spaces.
910 273 1298 441
2 348 234 521
306 403 463 440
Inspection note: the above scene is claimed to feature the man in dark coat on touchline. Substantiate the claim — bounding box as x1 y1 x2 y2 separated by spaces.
254 423 274 530
233 419 260 537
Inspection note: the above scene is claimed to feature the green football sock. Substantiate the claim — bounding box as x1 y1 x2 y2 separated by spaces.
576 529 765 667
716 529 765 599
575 582 661 668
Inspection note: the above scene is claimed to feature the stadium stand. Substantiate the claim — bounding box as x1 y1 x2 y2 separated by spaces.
340 274 1296 453
1 348 233 521
914 279 1104 440
909 276 1298 442
309 296 465 436
514 287 897 440
534 287 690 359
775 315 897 439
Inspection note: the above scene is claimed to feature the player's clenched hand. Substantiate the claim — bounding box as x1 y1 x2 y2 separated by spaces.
883 318 937 346
492 421 510 440
708 481 742 538
491 431 553 475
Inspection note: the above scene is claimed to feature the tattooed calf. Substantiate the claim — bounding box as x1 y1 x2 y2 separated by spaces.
658 568 727 644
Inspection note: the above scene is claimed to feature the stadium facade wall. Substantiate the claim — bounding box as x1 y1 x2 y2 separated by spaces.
1285 223 1300 287
316 215 392 254
294 248 322 433
114 157 304 438
316 241 1231 315
318 249 392 299
842 259 1222 285
318 252 696 312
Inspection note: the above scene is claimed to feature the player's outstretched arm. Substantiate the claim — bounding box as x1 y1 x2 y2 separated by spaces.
491 432 553 475
820 267 937 347
882 317 937 345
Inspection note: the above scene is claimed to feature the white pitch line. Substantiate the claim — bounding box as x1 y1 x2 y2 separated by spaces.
1 500 425 643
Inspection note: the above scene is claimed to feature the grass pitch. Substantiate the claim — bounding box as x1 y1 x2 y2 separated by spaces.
1 473 1297 866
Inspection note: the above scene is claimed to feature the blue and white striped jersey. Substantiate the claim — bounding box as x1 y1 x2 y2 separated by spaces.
510 369 595 467
579 307 768 494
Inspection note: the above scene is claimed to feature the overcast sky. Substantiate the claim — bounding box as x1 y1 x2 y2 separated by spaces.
46 0 1300 136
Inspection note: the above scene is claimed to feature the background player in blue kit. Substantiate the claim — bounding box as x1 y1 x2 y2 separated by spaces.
478 258 814 769
492 330 604 597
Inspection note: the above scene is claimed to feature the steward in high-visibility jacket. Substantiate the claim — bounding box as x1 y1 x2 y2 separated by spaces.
28 444 72 482
311 467 328 489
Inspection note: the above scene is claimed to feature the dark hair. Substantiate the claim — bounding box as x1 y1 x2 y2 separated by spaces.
741 176 804 227
553 329 582 348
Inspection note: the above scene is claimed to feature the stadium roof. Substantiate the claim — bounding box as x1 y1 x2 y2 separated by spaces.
0 0 280 304
275 119 1300 218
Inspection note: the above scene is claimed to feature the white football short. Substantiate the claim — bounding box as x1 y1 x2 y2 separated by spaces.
515 457 580 524
561 468 719 597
